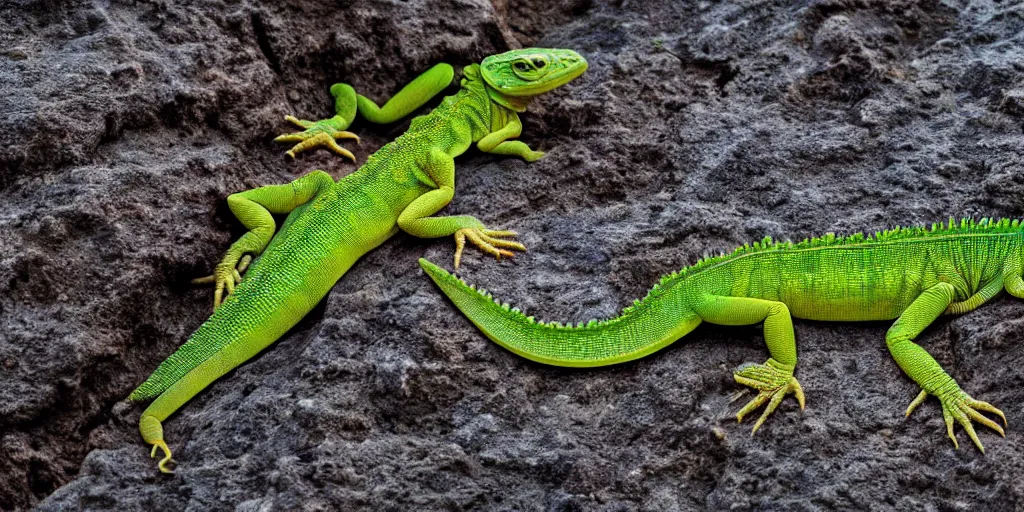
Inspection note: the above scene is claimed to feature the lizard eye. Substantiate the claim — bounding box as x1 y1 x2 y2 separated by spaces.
513 61 530 71
532 58 546 68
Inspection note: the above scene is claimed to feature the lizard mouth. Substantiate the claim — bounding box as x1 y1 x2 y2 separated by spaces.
543 54 588 91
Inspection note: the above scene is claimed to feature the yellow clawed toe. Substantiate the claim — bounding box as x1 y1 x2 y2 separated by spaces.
284 115 312 129
192 255 252 310
280 132 358 161
906 389 1007 453
275 116 360 160
732 358 804 434
453 227 527 269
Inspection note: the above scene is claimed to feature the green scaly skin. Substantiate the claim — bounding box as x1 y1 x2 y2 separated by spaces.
421 217 1018 452
129 48 587 473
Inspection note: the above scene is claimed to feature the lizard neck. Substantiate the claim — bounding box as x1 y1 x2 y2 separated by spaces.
484 85 531 112
464 63 532 112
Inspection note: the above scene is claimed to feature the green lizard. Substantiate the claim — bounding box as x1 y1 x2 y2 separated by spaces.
129 48 588 473
420 217 1016 452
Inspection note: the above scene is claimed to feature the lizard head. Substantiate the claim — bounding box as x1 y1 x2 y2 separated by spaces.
480 48 587 97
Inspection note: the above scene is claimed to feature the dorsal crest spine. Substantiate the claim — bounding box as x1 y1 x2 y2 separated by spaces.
436 218 1023 332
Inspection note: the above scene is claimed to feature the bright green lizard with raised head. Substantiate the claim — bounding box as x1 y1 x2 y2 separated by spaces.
420 217 1016 452
129 48 587 472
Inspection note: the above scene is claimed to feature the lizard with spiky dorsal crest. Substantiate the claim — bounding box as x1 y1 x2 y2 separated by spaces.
421 217 1018 452
129 48 587 472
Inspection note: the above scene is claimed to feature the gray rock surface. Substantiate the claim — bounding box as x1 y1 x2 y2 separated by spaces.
2 0 1023 509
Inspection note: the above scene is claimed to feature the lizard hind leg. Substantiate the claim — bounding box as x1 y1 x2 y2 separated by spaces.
191 170 335 310
887 282 1007 452
140 414 177 474
692 295 804 434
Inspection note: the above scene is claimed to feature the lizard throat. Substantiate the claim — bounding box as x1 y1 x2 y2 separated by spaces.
484 84 532 112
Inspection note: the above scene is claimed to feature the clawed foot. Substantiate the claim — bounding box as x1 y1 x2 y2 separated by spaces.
150 440 177 474
192 255 252 310
733 358 805 434
906 388 1007 452
453 228 526 269
274 115 360 160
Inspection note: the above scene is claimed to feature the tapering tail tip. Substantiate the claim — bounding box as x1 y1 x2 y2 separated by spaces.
420 257 486 307
419 258 467 302
417 257 702 368
418 257 447 281
420 256 579 366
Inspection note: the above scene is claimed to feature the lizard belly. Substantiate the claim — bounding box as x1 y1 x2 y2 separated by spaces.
732 249 924 322
777 273 917 322
784 296 906 322
731 273 914 322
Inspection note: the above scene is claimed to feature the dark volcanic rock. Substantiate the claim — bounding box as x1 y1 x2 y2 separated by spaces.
1 0 1023 510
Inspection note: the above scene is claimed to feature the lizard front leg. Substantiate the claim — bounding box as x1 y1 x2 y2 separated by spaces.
693 295 805 434
193 170 335 309
398 148 525 269
276 63 454 159
888 282 1006 452
477 110 544 162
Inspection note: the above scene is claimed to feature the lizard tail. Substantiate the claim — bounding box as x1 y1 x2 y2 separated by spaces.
419 258 702 367
128 321 233 403
129 296 297 472
128 293 287 402
135 341 262 473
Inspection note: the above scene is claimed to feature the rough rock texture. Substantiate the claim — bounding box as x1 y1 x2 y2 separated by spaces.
3 0 1024 509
